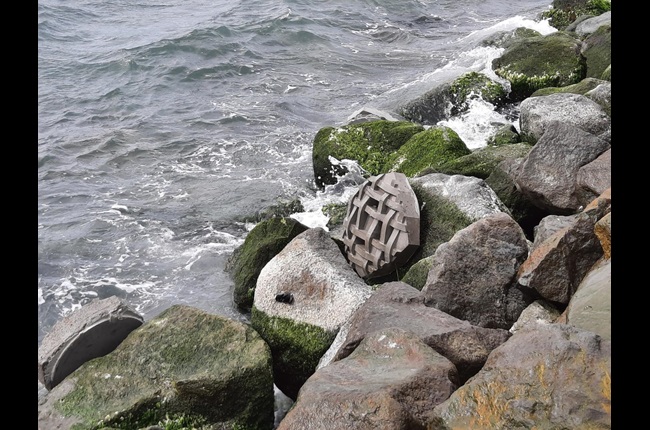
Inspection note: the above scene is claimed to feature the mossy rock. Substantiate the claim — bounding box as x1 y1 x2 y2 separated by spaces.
229 217 309 312
391 126 471 177
311 120 424 188
600 64 610 81
250 306 337 400
40 305 275 430
487 124 521 147
582 24 611 79
396 183 473 280
541 0 611 30
492 31 586 102
449 72 508 110
530 77 607 97
400 254 435 291
432 143 533 180
398 72 507 126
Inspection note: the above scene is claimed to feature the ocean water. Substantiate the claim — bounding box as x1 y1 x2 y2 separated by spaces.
38 0 555 368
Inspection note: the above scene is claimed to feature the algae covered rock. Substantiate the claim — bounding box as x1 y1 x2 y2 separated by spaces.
392 126 471 177
398 72 507 126
395 182 474 284
311 120 424 188
581 24 611 80
486 124 521 147
433 142 533 180
492 31 586 102
228 217 309 312
38 305 275 430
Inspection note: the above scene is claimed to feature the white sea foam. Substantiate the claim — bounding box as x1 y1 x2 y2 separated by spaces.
439 96 515 150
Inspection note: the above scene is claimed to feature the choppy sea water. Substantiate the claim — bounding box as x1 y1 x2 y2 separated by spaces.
38 0 556 387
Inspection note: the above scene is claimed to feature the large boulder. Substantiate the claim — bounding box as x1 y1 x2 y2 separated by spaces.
429 323 611 429
492 31 586 102
38 296 143 391
38 305 275 430
516 197 608 306
251 227 372 399
421 212 532 329
518 92 611 144
530 77 611 117
513 121 610 214
227 216 309 312
326 281 511 383
399 173 510 289
410 173 510 222
279 327 459 430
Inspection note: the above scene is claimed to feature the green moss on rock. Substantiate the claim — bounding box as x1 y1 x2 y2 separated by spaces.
400 255 435 291
582 24 611 79
492 31 586 102
530 76 607 97
311 120 424 188
250 306 337 400
541 0 611 30
433 143 533 180
391 126 471 177
50 305 275 430
390 184 473 281
486 124 520 147
449 72 508 110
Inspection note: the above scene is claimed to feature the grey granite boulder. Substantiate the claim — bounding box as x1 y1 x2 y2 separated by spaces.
251 227 372 399
429 323 611 429
38 296 143 391
326 281 511 383
518 92 611 144
38 305 275 430
574 11 611 37
421 212 531 329
279 327 459 430
513 121 610 214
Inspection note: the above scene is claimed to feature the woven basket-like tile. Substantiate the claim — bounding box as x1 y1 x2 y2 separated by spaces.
342 172 420 278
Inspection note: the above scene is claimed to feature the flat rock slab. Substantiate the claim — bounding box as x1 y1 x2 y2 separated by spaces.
38 296 143 390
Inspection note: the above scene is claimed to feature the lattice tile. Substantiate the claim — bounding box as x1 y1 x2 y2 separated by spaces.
342 172 420 278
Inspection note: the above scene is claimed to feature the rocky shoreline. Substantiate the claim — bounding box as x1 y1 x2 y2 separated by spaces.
38 2 612 429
